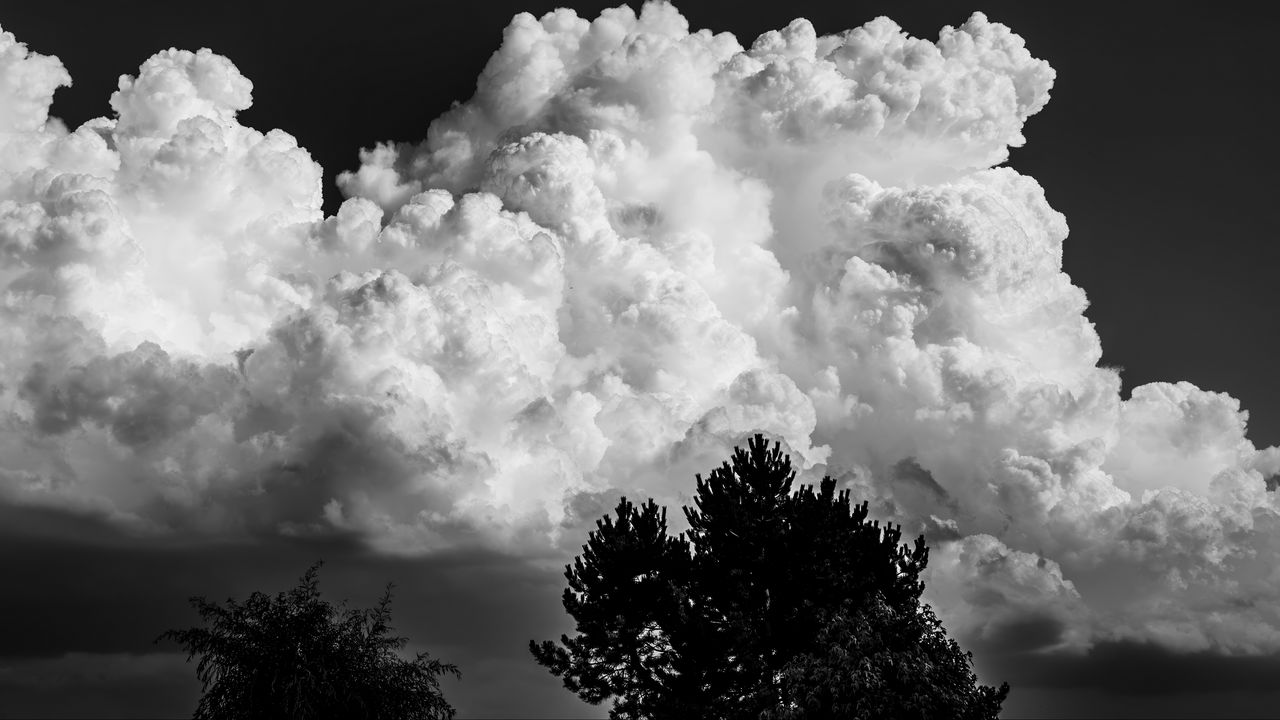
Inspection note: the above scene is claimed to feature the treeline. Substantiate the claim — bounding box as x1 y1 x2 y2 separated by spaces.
158 435 1007 720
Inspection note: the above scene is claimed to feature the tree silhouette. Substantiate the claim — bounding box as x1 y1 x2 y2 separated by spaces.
761 597 1006 720
157 561 459 720
531 434 1008 719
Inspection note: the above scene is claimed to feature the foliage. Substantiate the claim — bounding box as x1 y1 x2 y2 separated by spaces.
157 561 459 720
531 434 1008 720
761 596 1008 720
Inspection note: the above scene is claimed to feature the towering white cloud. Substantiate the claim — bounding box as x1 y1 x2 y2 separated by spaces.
2 2 1278 660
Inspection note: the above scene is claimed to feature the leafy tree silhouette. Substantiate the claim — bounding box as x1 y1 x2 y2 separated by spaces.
531 433 1008 719
157 561 459 720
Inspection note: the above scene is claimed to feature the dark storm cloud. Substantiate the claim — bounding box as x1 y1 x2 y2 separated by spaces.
0 502 588 718
0 652 195 719
983 640 1280 695
0 503 361 658
965 613 1070 656
980 641 1280 719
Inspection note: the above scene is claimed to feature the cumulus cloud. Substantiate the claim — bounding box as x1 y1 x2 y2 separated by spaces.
925 533 1092 654
2 1 1279 662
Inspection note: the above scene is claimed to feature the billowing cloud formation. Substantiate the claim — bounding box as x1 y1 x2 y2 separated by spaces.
2 2 1279 663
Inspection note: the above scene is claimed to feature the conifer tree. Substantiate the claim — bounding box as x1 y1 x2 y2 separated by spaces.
532 434 1008 719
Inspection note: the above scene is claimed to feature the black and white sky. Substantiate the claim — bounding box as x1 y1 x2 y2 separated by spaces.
2 1 1279 718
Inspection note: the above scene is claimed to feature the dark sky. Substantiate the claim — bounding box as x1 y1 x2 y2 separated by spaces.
2 1 1278 718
